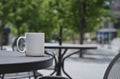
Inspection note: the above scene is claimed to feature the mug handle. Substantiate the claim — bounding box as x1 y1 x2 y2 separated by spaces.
16 36 26 53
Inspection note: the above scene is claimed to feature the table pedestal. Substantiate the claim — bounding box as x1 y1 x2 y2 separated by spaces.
46 49 80 79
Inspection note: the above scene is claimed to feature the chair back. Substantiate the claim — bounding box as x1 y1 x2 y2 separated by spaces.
103 52 120 79
12 36 25 51
12 36 20 51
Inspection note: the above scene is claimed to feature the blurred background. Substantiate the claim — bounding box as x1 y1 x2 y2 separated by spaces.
0 0 120 50
1 0 120 79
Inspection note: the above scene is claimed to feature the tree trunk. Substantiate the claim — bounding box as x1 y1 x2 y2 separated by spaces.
79 1 86 58
79 17 86 58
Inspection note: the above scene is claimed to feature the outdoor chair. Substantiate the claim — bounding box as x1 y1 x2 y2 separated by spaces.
39 76 68 79
2 36 43 79
103 52 120 79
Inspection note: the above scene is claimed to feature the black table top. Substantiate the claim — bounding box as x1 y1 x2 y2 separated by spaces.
45 43 97 49
44 43 97 78
0 51 53 74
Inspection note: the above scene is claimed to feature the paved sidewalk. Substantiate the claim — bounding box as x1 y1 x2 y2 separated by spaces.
38 53 114 79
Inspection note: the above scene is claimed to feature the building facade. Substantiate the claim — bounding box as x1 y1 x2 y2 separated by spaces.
111 0 120 29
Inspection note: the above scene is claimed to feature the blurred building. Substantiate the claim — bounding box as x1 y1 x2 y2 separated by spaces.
96 18 117 44
96 28 117 44
96 0 120 44
111 0 120 29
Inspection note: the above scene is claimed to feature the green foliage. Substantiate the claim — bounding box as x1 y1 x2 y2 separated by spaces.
0 0 112 41
117 29 120 37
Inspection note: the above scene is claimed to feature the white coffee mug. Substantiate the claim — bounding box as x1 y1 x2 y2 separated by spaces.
16 32 45 56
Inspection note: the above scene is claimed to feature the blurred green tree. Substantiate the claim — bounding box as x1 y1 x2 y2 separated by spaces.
0 0 112 44
66 0 112 57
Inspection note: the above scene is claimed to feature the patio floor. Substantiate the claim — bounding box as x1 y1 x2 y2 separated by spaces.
38 52 114 79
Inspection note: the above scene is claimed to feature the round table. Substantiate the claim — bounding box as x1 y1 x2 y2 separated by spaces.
45 43 97 79
0 51 53 74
